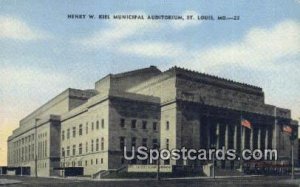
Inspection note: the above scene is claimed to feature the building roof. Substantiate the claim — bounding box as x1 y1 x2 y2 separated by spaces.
167 66 262 91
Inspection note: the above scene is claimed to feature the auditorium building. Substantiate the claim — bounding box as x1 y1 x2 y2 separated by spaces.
7 66 298 176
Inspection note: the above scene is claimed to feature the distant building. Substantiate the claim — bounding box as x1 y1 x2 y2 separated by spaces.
7 66 298 176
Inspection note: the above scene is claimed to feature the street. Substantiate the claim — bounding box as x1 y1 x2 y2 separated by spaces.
0 175 299 187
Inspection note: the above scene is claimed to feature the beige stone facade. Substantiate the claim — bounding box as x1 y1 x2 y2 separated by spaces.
7 66 298 176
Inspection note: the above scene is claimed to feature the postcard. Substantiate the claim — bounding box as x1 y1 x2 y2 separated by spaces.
0 1 299 186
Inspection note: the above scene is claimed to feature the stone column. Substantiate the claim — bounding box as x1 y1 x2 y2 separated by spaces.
206 123 211 149
265 128 269 149
225 124 229 150
241 127 246 150
234 125 238 150
216 123 220 149
272 123 279 150
257 128 261 149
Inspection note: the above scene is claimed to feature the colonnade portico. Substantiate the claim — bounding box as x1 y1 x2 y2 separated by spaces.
202 120 272 150
199 114 274 168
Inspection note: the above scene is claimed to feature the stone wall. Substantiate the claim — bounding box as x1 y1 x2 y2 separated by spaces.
127 73 177 104
175 76 272 115
60 99 110 175
108 97 160 168
95 66 161 93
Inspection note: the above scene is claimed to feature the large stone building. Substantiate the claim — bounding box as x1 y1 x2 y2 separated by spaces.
7 66 298 176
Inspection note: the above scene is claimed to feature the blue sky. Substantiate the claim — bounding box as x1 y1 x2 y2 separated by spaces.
0 0 299 165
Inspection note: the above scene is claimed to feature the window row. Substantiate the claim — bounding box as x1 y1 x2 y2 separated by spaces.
120 157 169 165
119 118 158 131
62 119 105 140
11 144 35 163
119 137 158 150
38 132 47 139
61 158 104 167
12 134 35 147
62 138 105 157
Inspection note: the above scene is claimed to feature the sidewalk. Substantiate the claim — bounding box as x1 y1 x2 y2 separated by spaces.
0 179 21 185
70 174 263 182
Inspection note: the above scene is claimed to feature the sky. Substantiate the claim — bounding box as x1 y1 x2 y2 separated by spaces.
0 0 299 165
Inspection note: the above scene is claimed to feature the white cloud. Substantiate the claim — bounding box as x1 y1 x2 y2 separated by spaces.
75 10 201 50
0 65 76 126
0 66 67 90
187 20 300 70
74 14 300 118
0 62 89 165
76 11 161 48
171 20 300 119
0 16 51 41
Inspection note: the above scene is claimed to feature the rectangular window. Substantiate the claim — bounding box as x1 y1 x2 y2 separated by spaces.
101 119 104 128
66 146 70 156
92 122 94 131
96 139 99 151
91 140 94 152
96 121 99 129
120 118 125 128
72 145 76 156
153 122 157 131
166 121 170 130
45 140 47 157
62 130 65 141
67 129 70 139
79 124 83 136
142 121 147 129
72 127 76 138
31 144 34 160
131 137 136 147
152 139 158 148
86 123 88 134
166 138 169 149
79 143 82 155
142 138 147 147
101 138 104 150
28 145 31 161
86 142 88 153
120 137 125 150
131 119 136 129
